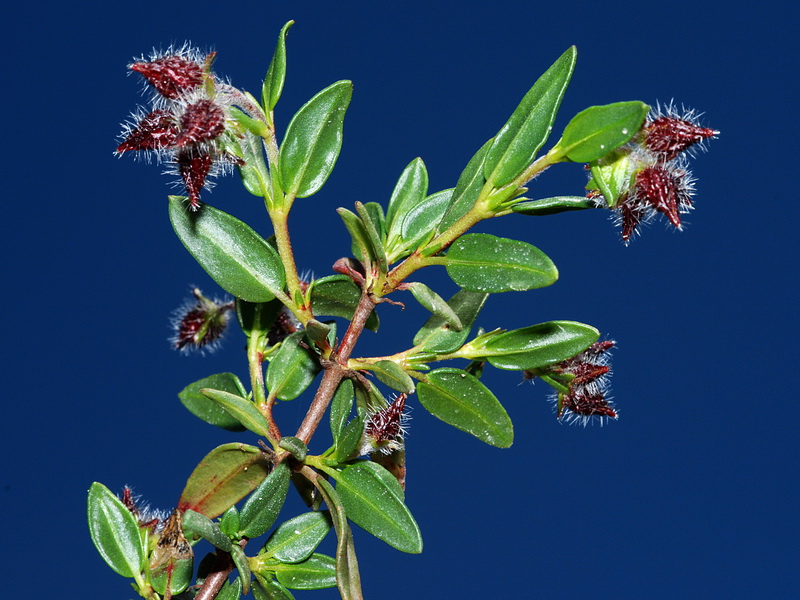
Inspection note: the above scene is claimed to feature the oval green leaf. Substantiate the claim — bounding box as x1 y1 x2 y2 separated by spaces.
179 373 248 431
87 482 145 578
280 80 353 198
333 461 422 553
482 320 599 370
239 463 291 538
200 388 272 438
399 188 452 254
265 331 321 401
262 511 333 564
511 196 597 216
413 289 489 354
273 553 337 590
554 101 648 163
178 443 272 518
182 509 234 552
416 368 513 448
437 139 492 232
330 378 355 444
263 21 293 112
385 158 429 241
309 275 379 331
444 233 557 292
169 197 286 302
370 360 415 394
484 46 577 186
407 282 462 331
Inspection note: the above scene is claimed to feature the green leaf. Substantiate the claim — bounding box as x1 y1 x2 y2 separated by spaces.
511 196 597 216
263 21 293 112
219 506 241 538
237 299 283 337
200 388 272 438
385 158 429 243
333 462 422 553
413 289 489 353
417 368 513 447
280 81 353 198
278 437 308 462
552 101 648 163
308 275 379 331
218 578 244 600
87 482 145 578
337 207 374 265
482 320 599 370
444 233 557 292
272 554 337 590
370 360 415 394
330 378 355 444
169 197 286 302
231 544 252 595
178 443 272 518
253 576 294 600
407 282 462 331
313 477 362 600
261 512 333 563
334 413 365 462
355 201 388 274
239 463 291 538
438 140 492 232
182 509 234 552
265 331 321 400
179 373 248 432
399 188 452 254
484 46 577 186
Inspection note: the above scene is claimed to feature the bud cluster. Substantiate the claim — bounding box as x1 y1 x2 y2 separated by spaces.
528 341 617 426
116 46 245 209
589 103 718 242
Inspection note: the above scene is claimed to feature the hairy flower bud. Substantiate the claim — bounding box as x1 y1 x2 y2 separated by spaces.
360 393 409 455
529 340 617 426
130 51 206 99
170 288 234 353
643 105 719 161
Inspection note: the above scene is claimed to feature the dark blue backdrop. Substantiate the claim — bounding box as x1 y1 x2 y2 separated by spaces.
4 1 796 598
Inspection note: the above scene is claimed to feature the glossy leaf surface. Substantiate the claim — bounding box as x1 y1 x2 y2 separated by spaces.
263 21 293 112
178 443 272 518
169 197 286 302
399 188 452 253
266 331 321 400
484 46 577 186
438 140 492 232
262 511 332 563
179 373 248 431
309 275 379 331
482 320 599 370
239 463 291 538
445 233 557 292
413 289 489 353
314 477 361 600
87 482 145 578
200 388 272 438
280 81 352 198
273 554 337 590
554 101 648 163
511 196 597 216
330 378 355 444
334 461 422 553
417 368 513 447
385 158 429 251
407 282 462 331
370 360 415 394
182 509 234 552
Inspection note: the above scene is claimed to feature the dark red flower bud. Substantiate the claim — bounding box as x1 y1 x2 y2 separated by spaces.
117 110 179 153
645 116 718 161
362 394 409 455
633 164 692 228
171 288 233 352
175 151 214 210
175 99 226 148
560 390 618 421
131 55 204 99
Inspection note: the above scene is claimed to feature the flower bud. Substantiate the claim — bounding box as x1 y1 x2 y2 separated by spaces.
360 393 409 455
643 105 718 161
130 49 207 99
170 288 234 353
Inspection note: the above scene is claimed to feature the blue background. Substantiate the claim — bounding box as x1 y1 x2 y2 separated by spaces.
3 1 797 598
